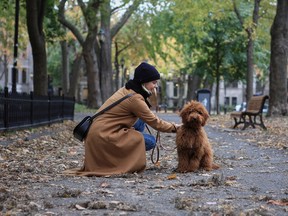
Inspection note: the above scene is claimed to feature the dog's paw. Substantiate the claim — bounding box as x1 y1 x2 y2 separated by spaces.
176 167 198 173
202 163 220 171
175 167 188 173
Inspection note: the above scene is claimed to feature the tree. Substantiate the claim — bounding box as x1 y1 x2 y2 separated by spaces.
45 0 69 95
232 0 262 102
111 2 168 90
0 0 28 91
58 0 102 107
0 1 14 89
58 0 142 108
269 0 288 116
26 0 48 95
101 0 142 101
145 0 248 112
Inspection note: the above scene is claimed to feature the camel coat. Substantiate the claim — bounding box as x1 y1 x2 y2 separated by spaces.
70 87 177 176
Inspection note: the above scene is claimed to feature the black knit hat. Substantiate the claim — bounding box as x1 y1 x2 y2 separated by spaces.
133 62 160 83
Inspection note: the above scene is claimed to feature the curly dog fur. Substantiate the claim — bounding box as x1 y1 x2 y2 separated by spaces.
176 100 219 172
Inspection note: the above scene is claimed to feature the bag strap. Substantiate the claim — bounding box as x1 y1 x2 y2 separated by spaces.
91 93 134 120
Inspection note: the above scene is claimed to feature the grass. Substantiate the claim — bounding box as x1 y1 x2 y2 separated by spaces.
74 103 98 113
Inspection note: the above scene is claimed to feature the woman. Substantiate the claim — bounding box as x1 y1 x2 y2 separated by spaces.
70 62 178 176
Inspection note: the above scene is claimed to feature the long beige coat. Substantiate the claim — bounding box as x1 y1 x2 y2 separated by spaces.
70 87 177 176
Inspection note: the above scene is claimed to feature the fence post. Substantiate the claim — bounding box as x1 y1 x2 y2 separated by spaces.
72 96 75 121
4 87 9 129
48 93 51 126
30 91 33 125
61 94 64 122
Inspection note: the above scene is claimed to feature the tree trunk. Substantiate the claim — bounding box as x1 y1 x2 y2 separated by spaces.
232 0 261 102
215 74 220 115
114 41 121 90
249 0 261 101
100 1 113 101
246 34 254 101
246 0 261 102
60 40 69 95
58 0 102 108
83 33 102 108
176 74 185 109
26 0 48 95
269 0 288 116
186 73 201 101
68 53 83 99
214 40 223 115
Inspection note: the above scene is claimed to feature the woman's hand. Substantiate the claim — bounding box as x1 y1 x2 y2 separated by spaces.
172 123 182 132
175 123 182 129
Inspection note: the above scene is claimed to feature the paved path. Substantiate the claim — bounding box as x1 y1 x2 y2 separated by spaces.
2 112 287 215
59 112 288 215
157 113 288 203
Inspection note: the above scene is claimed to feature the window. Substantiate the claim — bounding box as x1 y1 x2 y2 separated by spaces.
232 97 237 106
225 97 230 105
227 81 238 88
173 83 178 97
22 69 27 84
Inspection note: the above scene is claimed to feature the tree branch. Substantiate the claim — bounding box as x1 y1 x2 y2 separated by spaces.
58 0 85 45
231 0 244 29
110 0 142 38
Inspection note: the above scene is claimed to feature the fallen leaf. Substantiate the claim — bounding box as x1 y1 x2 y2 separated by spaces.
75 204 86 210
99 181 110 188
167 173 177 180
267 199 288 206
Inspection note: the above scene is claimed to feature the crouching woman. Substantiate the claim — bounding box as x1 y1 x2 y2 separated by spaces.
66 62 179 177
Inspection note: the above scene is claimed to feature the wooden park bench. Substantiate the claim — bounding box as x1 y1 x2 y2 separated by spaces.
230 95 269 130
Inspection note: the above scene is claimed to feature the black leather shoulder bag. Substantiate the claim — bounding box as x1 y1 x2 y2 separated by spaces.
73 93 134 141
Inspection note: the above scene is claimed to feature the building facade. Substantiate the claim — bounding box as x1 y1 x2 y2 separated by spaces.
0 44 34 93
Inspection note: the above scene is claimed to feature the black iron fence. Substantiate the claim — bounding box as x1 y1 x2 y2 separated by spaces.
0 87 75 131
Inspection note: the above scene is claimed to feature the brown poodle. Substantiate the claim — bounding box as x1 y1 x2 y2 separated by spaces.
176 100 219 173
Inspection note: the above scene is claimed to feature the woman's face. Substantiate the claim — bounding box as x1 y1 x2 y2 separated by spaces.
143 80 158 92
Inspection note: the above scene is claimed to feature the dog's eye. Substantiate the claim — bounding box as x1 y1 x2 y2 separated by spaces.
197 111 202 115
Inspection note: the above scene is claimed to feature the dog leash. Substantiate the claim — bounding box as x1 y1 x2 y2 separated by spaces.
145 125 175 164
145 125 160 164
151 131 160 164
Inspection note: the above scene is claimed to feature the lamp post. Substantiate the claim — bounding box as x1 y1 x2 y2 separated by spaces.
12 0 20 93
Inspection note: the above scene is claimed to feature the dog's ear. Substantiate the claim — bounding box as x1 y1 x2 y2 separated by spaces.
179 105 188 119
179 102 189 117
201 112 209 126
201 118 207 126
179 102 191 123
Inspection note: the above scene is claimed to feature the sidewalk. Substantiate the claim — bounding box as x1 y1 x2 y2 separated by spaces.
0 113 287 215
